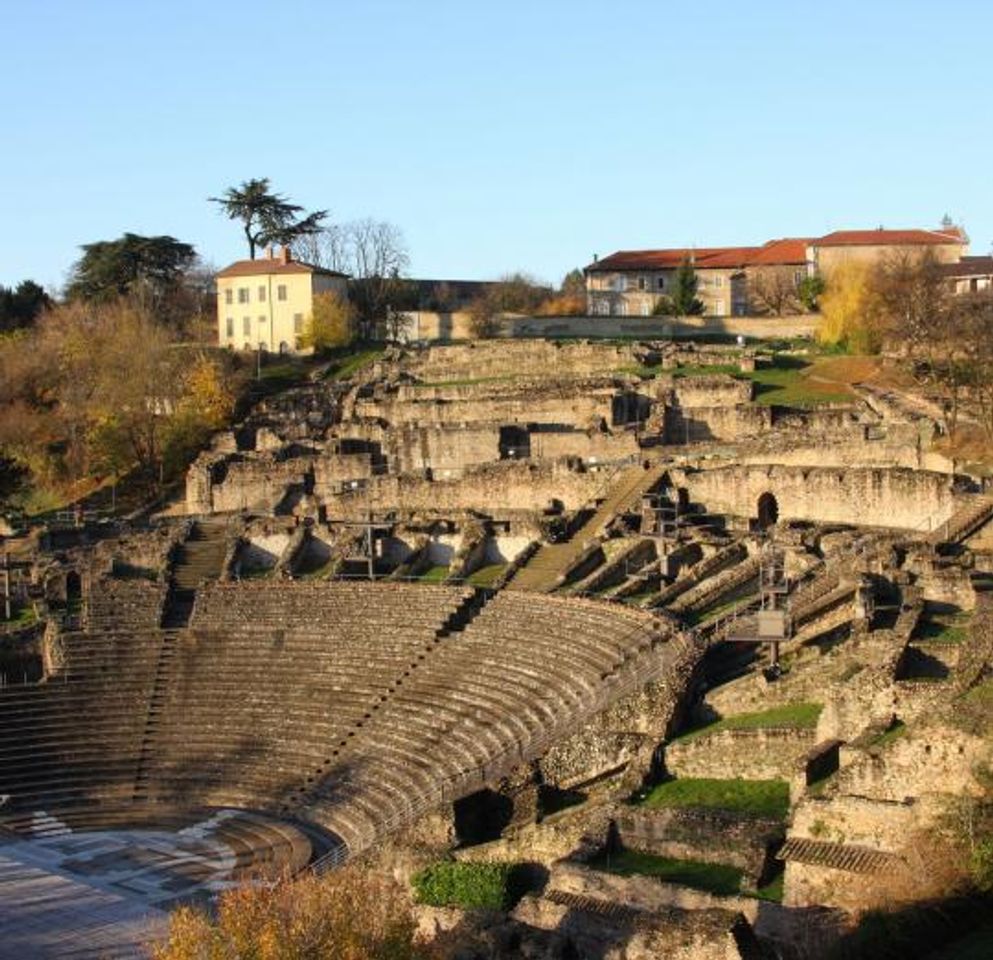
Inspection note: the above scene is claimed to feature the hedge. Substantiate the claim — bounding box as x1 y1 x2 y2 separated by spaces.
411 861 519 910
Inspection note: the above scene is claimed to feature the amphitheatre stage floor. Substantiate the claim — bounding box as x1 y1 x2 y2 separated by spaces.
0 808 312 959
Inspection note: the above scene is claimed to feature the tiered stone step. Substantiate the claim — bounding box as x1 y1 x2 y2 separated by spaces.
511 462 663 593
778 837 900 875
928 495 993 547
160 519 228 629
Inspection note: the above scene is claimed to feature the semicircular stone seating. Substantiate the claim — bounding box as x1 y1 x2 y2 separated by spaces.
0 580 675 860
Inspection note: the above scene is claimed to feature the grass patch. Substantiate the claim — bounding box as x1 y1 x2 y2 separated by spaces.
914 611 971 644
952 679 993 736
752 869 785 903
675 702 822 743
414 375 515 388
588 849 743 896
466 563 506 587
418 565 451 583
685 594 755 627
325 347 385 381
870 720 907 749
412 861 524 910
639 777 790 819
744 354 853 408
0 604 38 629
671 363 742 378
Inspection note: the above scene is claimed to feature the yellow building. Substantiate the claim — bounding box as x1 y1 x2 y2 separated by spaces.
216 246 349 354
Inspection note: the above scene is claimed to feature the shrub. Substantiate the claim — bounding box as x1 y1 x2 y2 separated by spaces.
411 861 520 910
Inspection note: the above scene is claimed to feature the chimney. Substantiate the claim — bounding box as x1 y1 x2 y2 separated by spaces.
279 245 291 265
593 253 598 262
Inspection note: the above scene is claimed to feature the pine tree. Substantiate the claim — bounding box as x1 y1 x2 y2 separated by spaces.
671 258 704 315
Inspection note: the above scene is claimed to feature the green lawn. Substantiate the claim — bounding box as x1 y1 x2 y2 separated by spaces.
914 611 971 644
639 777 790 819
418 565 451 583
744 355 852 407
672 363 743 378
588 849 743 896
326 347 385 381
466 563 506 587
675 702 822 743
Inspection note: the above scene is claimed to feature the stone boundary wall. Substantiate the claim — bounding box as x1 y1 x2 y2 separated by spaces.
615 806 781 876
665 727 817 780
790 795 915 852
678 464 959 531
402 311 819 342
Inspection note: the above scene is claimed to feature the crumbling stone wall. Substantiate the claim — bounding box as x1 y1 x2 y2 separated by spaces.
679 464 959 530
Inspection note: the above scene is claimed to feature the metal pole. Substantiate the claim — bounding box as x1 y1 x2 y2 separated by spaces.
2 552 10 621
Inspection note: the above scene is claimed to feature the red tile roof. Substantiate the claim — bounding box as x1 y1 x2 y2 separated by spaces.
815 228 964 248
587 239 809 273
747 238 812 265
586 228 965 274
216 259 348 279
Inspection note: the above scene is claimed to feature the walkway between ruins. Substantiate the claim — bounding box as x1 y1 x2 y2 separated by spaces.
510 460 664 593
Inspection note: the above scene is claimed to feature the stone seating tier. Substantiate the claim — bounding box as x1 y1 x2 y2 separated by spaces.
0 583 669 859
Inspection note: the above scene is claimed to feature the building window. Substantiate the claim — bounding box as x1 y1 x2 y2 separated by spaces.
277 284 287 301
293 313 304 333
794 269 806 284
714 276 724 288
657 277 665 291
713 300 725 317
637 276 646 291
243 342 252 352
258 285 267 302
242 316 250 336
258 316 266 330
237 287 249 304
225 289 233 305
225 317 234 338
640 302 650 317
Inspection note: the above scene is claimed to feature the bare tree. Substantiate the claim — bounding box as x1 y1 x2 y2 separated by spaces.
292 224 350 273
747 267 801 316
345 219 410 331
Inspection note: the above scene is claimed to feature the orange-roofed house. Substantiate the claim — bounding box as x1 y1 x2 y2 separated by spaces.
216 246 349 354
583 240 810 318
807 227 967 276
585 225 969 318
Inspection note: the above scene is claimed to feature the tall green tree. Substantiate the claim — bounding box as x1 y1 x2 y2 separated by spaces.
209 178 327 259
65 234 196 304
671 257 705 315
0 280 51 332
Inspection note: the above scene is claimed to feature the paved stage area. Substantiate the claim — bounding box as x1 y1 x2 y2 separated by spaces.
0 809 313 959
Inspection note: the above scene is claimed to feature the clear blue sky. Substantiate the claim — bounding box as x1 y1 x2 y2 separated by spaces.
2 0 991 292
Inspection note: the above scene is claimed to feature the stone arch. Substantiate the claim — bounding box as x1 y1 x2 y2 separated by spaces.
756 492 779 530
65 570 82 603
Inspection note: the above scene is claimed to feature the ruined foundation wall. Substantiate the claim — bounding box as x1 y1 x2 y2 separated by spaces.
680 465 959 530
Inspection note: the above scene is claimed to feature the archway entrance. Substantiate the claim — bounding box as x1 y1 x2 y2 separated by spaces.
65 571 82 603
756 492 779 531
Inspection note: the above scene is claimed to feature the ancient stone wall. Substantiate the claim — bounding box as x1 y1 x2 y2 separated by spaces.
678 464 959 530
328 459 608 517
665 728 817 780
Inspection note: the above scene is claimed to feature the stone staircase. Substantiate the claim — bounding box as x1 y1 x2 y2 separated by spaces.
928 495 993 547
132 632 179 802
510 462 663 593
160 519 229 629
